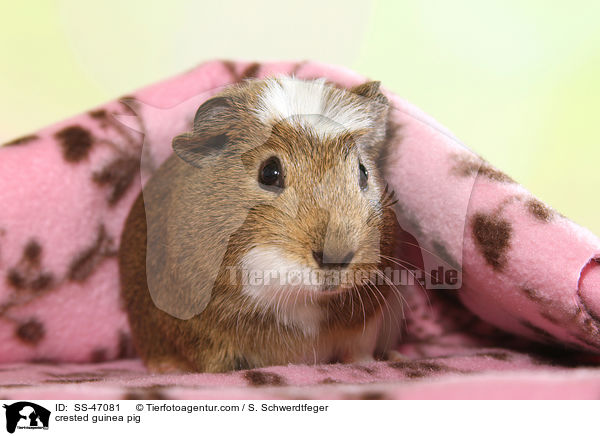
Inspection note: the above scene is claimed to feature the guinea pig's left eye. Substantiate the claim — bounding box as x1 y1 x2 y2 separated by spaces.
258 156 284 191
359 162 368 190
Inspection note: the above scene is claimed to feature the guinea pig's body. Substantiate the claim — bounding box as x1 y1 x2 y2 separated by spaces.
119 77 404 373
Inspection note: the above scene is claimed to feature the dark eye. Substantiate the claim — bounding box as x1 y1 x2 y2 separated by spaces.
359 162 368 190
258 157 284 191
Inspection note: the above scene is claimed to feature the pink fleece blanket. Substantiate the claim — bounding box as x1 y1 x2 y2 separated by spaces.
1 60 599 400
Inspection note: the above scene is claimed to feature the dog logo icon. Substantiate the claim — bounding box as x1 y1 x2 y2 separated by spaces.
2 402 50 433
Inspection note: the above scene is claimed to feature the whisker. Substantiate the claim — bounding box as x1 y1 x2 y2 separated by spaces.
364 280 397 350
365 279 402 342
372 268 410 324
394 240 460 270
280 287 298 353
353 282 367 336
379 255 433 311
380 254 434 281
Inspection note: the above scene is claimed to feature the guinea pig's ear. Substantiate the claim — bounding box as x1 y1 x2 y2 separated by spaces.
349 81 388 105
350 81 380 97
350 81 390 159
173 96 235 167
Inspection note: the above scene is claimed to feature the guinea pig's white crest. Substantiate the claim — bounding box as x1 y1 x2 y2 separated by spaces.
240 246 323 335
254 77 375 138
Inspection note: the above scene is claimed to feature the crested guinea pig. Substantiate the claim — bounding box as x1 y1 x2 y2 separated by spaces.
119 77 404 373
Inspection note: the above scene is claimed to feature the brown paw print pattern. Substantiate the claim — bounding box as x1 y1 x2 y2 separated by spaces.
1 240 54 347
448 148 600 353
471 213 512 271
0 95 148 362
3 135 39 147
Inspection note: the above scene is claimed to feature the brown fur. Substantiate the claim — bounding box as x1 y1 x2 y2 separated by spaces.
119 78 403 373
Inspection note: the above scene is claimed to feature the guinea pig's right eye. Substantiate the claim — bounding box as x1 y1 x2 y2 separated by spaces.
359 162 368 190
258 157 284 192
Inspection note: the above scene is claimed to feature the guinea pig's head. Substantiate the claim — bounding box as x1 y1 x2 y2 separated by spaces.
172 77 395 309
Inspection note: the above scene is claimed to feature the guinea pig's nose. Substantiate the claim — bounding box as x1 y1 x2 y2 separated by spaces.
312 250 355 269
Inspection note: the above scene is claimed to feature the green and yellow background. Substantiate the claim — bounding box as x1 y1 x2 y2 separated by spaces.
1 1 599 233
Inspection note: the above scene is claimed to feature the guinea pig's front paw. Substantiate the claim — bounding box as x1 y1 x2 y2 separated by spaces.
385 350 409 362
145 356 195 374
340 352 377 364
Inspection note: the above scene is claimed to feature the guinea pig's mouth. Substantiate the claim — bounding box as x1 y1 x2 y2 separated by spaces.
318 283 348 294
313 272 368 295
